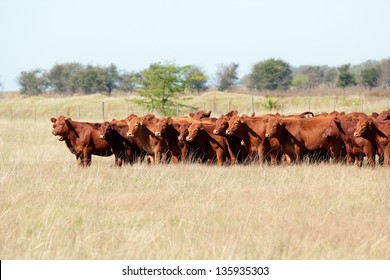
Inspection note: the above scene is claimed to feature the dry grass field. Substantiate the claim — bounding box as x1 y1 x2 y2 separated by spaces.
0 117 389 259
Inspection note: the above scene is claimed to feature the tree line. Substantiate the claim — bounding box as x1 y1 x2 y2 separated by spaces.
16 58 390 115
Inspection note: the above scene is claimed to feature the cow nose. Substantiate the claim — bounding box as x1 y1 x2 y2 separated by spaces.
178 136 183 141
213 129 219 134
100 135 105 139
354 132 359 137
127 132 133 137
155 132 161 137
226 130 231 135
186 136 192 141
265 133 270 138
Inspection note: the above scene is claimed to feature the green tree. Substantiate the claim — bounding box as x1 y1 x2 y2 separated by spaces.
135 62 190 115
103 63 119 96
78 65 106 94
47 63 83 94
379 58 390 89
186 65 208 94
17 69 48 95
291 73 309 89
215 63 239 91
118 71 141 94
361 67 380 90
324 67 338 88
249 59 292 91
337 64 356 88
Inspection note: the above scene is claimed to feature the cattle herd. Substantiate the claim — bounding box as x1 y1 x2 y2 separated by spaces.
50 108 390 167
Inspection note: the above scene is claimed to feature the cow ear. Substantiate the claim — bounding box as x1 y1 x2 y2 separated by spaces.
334 116 340 124
94 123 101 129
50 117 57 123
167 117 173 125
240 117 245 123
199 125 204 130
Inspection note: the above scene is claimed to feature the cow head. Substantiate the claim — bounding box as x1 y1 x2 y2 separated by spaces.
177 122 190 141
126 116 142 137
186 123 203 142
322 117 342 138
265 118 283 138
97 122 112 140
354 117 371 137
50 116 71 141
226 115 245 136
155 117 173 137
214 115 229 135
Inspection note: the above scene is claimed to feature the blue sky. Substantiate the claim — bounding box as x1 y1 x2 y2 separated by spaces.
0 0 389 91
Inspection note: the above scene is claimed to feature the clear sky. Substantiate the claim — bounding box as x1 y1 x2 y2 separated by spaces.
0 0 389 91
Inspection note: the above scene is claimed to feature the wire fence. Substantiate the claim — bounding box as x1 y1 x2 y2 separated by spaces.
1 95 390 122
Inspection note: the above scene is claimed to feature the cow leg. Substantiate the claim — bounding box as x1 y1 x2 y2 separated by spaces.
82 149 92 167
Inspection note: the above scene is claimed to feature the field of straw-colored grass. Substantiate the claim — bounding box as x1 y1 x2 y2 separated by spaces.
0 119 389 259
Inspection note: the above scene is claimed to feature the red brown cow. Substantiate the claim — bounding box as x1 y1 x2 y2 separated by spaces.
265 116 344 164
154 117 183 163
96 117 142 166
50 116 113 166
186 120 237 166
322 115 375 167
213 111 249 163
225 115 282 164
126 114 169 164
354 116 390 166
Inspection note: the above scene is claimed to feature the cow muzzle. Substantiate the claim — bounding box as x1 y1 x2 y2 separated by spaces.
265 133 271 138
155 132 161 137
186 136 192 141
213 129 219 135
127 132 134 137
100 135 105 139
354 132 361 137
225 130 232 135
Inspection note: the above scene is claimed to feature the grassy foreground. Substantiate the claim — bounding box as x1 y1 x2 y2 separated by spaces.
0 119 389 259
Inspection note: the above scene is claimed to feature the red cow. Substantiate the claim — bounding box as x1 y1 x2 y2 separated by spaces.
265 116 344 164
50 116 113 166
354 116 390 166
225 115 282 165
126 114 169 164
186 120 237 166
322 115 375 167
96 117 142 166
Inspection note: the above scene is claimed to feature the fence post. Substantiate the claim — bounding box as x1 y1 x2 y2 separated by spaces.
126 103 129 116
251 96 254 113
387 97 389 110
102 101 105 121
10 108 12 121
308 96 311 112
333 96 336 111
213 93 216 112
176 102 179 117
78 105 81 119
228 98 232 112
34 107 37 122
281 100 284 115
360 96 363 112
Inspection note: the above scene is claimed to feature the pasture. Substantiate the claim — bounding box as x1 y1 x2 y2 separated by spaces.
0 117 389 259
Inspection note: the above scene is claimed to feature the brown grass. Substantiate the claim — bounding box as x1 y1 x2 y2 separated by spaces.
0 119 389 259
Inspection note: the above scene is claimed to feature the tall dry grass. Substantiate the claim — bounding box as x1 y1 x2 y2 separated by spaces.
0 119 389 259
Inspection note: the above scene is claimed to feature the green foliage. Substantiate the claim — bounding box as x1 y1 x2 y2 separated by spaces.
215 63 239 91
17 69 49 95
118 71 141 94
263 96 281 110
134 62 191 116
361 67 380 90
292 73 309 89
337 64 356 88
186 65 208 93
249 58 292 91
47 63 83 94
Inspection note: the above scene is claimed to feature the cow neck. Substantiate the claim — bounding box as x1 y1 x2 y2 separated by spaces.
372 120 389 140
65 119 82 143
242 119 263 141
162 125 181 156
64 138 77 154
